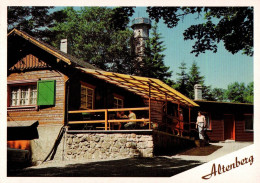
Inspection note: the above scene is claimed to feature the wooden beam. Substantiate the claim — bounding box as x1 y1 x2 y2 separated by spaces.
108 107 149 112
149 83 151 129
189 106 191 133
105 109 108 131
68 119 150 124
68 120 106 124
165 93 168 130
69 109 106 113
108 119 149 123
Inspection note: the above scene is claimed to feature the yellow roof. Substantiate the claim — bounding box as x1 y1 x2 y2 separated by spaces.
78 68 199 107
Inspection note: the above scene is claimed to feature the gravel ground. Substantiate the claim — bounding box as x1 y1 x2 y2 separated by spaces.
7 141 252 177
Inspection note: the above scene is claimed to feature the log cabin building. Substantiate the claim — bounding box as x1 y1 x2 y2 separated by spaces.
7 29 253 163
7 29 199 162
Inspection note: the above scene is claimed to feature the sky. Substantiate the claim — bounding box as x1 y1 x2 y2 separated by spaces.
132 7 253 90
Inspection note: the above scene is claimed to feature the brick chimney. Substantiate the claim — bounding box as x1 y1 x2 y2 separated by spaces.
60 39 68 53
194 84 203 100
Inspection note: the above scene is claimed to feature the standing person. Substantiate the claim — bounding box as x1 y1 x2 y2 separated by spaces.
124 110 136 129
196 111 206 140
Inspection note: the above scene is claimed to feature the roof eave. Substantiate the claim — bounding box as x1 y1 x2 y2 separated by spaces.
8 29 72 66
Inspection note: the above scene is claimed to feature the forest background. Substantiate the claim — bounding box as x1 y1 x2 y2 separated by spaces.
7 6 254 103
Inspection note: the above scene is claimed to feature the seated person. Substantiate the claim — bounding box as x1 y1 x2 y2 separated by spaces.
114 111 128 130
119 111 127 118
124 110 136 129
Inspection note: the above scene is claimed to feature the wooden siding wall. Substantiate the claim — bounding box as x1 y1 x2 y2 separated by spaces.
9 54 49 71
235 117 253 141
7 69 66 126
144 99 163 124
68 73 146 111
206 119 225 141
195 102 253 142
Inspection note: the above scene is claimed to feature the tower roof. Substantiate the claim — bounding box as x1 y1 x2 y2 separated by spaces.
131 17 151 29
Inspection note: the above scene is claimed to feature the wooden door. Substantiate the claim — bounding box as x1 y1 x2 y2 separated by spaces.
224 114 235 140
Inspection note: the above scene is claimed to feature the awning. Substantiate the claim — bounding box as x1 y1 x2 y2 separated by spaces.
77 68 199 107
7 121 39 140
7 121 39 127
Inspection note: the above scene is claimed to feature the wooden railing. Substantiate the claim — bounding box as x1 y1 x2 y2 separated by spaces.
68 107 150 131
164 115 194 135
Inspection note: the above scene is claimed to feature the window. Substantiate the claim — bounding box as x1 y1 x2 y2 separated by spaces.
10 85 37 106
8 79 56 108
244 114 253 131
80 84 94 109
114 97 124 108
203 112 211 130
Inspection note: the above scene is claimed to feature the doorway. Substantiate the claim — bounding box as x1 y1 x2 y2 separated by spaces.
224 114 235 140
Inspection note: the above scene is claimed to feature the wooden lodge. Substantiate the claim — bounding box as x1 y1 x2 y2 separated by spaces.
192 100 253 142
7 29 254 163
7 29 199 162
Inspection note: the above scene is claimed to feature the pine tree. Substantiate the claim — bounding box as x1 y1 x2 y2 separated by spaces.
186 61 205 99
173 62 189 96
140 23 173 84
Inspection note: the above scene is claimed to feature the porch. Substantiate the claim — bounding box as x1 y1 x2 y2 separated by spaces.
67 107 197 137
64 69 200 160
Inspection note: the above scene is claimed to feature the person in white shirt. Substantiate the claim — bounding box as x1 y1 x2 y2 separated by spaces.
124 110 136 129
196 111 206 140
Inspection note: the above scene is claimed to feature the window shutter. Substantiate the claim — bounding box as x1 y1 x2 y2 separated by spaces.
37 80 56 106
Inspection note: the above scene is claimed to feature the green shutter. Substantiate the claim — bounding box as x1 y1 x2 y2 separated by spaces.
37 80 56 106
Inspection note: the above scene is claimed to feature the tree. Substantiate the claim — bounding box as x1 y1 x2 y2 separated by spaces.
8 6 57 41
225 82 247 103
146 7 253 56
186 61 205 99
244 82 254 103
174 61 213 100
140 23 173 84
173 62 189 96
50 7 134 72
210 88 227 102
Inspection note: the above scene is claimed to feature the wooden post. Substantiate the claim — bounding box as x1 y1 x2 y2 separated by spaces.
189 106 191 133
165 93 168 131
149 83 151 129
178 103 180 134
165 93 168 114
105 109 108 131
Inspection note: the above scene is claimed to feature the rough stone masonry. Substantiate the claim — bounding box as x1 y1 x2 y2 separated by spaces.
65 133 154 160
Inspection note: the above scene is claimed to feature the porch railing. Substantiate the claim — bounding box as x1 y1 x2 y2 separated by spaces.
68 107 150 131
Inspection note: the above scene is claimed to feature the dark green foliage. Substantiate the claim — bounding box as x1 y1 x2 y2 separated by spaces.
210 88 226 101
50 7 134 72
225 82 253 103
174 61 211 100
174 61 253 103
173 62 189 96
110 7 135 31
243 82 254 103
186 61 205 99
147 7 253 56
8 6 55 41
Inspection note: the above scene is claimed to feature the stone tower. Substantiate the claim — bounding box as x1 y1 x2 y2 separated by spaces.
131 17 151 70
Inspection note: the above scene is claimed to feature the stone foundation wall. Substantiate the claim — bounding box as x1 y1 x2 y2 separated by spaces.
65 133 153 160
